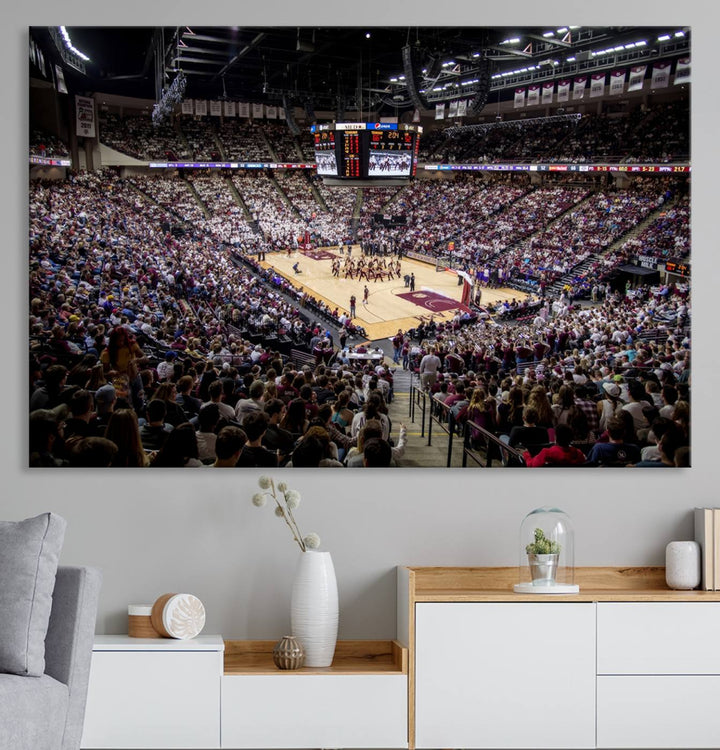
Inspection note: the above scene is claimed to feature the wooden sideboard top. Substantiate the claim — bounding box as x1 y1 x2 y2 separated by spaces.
224 639 408 675
402 566 720 602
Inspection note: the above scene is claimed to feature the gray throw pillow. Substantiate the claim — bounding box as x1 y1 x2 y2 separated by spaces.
0 513 66 676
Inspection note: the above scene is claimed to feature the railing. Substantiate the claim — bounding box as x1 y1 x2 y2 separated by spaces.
406 383 528 468
461 421 526 468
427 397 457 468
408 379 427 439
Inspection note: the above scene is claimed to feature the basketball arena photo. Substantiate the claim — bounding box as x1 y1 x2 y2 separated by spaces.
28 23 692 468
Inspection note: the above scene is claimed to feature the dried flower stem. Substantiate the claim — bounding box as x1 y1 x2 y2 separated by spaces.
270 479 306 552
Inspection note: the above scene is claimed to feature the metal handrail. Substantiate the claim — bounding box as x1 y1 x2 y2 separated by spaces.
409 380 427 438
462 420 526 468
428 396 457 468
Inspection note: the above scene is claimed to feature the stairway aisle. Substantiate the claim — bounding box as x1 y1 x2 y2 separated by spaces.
385 368 468 468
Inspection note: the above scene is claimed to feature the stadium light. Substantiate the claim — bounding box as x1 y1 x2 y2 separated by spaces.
59 27 90 62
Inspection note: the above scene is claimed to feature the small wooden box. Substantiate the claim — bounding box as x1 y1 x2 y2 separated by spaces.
128 604 161 638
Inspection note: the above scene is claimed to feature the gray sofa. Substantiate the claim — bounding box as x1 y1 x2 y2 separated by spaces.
0 565 102 750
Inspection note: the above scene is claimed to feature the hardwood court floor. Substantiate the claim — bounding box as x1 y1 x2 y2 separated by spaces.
261 246 529 341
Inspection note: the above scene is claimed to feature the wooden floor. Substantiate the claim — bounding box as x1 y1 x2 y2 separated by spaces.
261 246 528 340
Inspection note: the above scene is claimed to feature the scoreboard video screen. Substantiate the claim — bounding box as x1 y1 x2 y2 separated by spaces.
368 130 414 177
312 123 422 180
314 131 338 176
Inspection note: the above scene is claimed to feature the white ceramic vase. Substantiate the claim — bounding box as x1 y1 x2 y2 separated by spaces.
290 550 338 667
665 540 701 590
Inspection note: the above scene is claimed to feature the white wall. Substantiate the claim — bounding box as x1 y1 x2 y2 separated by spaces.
8 2 719 640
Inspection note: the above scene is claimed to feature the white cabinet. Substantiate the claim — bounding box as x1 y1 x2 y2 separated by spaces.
414 602 596 749
222 673 407 749
81 635 223 749
596 603 720 749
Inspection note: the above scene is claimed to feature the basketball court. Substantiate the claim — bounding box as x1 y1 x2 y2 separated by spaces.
260 246 529 340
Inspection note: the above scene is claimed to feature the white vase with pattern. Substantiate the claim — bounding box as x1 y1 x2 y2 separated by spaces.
290 550 338 667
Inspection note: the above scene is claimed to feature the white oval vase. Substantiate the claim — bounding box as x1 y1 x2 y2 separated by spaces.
665 540 701 590
290 550 338 667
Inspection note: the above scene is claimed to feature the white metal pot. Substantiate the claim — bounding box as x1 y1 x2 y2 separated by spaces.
528 553 560 585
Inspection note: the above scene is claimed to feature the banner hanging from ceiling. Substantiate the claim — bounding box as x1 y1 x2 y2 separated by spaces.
651 61 671 89
527 85 540 106
542 82 554 104
573 76 587 100
590 73 606 98
557 79 570 102
627 65 647 92
514 88 526 108
75 95 96 138
674 57 690 85
609 69 626 95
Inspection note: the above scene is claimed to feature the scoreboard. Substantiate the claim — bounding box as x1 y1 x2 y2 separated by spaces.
342 130 361 178
312 122 422 180
665 260 690 278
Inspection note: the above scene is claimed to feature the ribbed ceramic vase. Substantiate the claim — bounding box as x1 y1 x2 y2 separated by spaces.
290 550 338 667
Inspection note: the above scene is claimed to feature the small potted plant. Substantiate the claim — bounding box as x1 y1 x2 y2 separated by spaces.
526 528 561 584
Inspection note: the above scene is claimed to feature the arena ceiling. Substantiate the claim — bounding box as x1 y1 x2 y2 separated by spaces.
30 25 690 114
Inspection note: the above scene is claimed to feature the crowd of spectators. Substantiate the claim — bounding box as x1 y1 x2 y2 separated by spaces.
128 174 207 223
99 113 188 161
419 99 689 165
28 168 404 470
400 281 690 466
216 119 271 161
30 129 70 158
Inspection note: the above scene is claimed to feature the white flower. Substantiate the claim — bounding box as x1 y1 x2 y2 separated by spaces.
285 489 301 505
250 477 319 553
303 533 321 550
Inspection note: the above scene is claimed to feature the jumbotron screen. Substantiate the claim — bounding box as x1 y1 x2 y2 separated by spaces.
312 122 422 180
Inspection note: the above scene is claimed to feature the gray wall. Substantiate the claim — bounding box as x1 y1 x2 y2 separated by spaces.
8 2 720 640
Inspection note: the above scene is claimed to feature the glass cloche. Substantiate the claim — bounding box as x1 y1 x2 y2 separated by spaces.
514 507 579 593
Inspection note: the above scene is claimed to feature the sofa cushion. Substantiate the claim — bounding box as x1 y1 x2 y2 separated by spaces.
0 673 68 750
0 513 66 676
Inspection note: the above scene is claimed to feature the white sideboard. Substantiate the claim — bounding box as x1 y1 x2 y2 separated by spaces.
81 637 407 749
399 566 720 750
81 635 224 749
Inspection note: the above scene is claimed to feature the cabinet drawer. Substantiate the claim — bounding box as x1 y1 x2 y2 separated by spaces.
221 674 407 748
81 650 222 749
597 603 720 674
597 676 720 748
